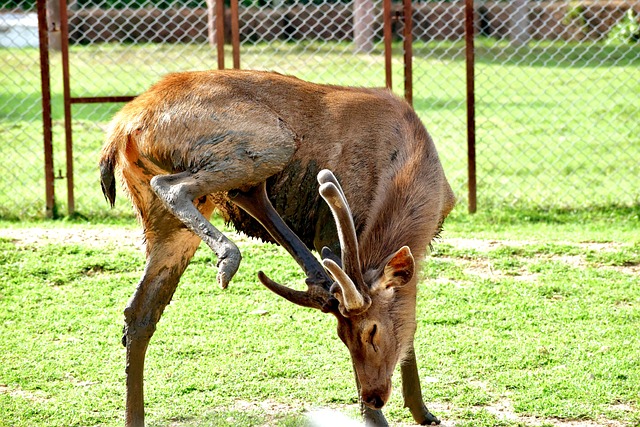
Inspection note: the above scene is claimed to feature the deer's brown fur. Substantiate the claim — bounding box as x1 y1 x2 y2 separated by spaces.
100 69 454 427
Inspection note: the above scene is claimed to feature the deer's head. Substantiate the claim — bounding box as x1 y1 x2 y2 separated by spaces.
259 170 417 409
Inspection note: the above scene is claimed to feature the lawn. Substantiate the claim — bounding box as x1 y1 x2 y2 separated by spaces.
0 38 639 426
0 208 639 427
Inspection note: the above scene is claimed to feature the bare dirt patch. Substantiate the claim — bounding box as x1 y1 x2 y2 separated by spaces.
444 239 627 254
0 226 144 250
0 224 258 251
477 398 629 427
230 399 303 418
0 384 49 403
441 238 638 279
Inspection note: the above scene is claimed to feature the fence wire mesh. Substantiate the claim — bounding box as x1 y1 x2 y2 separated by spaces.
468 1 640 209
0 0 638 218
0 10 45 218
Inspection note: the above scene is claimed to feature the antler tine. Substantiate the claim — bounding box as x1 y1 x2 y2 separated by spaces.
321 258 367 314
317 170 363 282
317 170 370 315
258 271 336 313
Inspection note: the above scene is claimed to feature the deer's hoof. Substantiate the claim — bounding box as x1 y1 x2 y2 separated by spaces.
217 271 230 289
216 253 241 289
418 409 440 426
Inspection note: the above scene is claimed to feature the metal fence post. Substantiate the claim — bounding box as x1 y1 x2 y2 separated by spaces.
383 0 392 89
216 0 225 69
37 0 55 218
402 0 413 105
59 0 75 216
231 0 240 69
465 0 477 213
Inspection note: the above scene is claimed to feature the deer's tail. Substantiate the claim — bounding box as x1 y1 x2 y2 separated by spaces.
100 144 117 207
99 121 129 208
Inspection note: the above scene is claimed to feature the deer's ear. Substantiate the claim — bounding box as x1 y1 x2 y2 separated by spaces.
381 246 415 288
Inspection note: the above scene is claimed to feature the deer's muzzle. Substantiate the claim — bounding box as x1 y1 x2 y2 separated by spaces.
361 383 392 410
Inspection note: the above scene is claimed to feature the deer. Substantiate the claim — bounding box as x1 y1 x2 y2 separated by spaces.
99 69 455 427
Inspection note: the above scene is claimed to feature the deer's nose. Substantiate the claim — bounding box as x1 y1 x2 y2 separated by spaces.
362 394 385 409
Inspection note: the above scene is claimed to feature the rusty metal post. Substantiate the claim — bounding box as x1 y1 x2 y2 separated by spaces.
37 0 55 218
383 0 392 89
216 0 225 69
59 0 75 215
230 0 240 69
465 0 477 213
402 0 413 105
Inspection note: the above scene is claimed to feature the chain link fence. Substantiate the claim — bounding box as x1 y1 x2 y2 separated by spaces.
0 10 45 218
1 0 638 218
468 1 640 209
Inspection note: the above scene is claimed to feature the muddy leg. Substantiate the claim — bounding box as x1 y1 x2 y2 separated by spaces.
150 172 241 289
149 130 295 290
402 346 440 425
124 206 206 427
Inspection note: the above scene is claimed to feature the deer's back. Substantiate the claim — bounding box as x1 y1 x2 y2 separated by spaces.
112 70 448 251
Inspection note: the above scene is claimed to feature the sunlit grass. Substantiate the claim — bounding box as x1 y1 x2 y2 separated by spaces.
0 212 638 426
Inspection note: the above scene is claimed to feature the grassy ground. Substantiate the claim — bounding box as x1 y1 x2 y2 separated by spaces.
0 208 638 427
1 38 639 425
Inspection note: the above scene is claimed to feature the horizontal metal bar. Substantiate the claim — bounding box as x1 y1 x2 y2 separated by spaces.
70 96 136 104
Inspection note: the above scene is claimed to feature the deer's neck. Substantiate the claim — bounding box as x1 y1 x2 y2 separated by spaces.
358 123 445 273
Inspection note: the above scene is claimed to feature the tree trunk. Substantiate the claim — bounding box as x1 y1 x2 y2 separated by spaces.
353 0 375 53
47 0 61 51
509 0 530 47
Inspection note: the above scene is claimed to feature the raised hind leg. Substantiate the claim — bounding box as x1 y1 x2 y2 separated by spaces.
149 120 296 289
150 170 242 289
124 196 213 427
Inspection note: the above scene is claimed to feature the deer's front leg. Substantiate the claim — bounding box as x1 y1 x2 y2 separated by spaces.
401 346 440 425
361 404 389 427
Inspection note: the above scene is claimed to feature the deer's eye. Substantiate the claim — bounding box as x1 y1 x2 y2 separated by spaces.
366 324 379 352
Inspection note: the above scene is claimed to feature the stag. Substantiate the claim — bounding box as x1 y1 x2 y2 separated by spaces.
99 70 455 427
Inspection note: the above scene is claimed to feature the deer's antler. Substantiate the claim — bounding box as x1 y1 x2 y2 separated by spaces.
227 183 337 313
318 169 371 316
257 271 336 313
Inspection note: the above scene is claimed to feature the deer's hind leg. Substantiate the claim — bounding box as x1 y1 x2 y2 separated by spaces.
150 117 297 289
151 168 244 289
124 195 214 427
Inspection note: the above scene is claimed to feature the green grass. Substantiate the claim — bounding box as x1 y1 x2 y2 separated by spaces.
1 39 639 219
0 212 639 426
1 36 638 427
